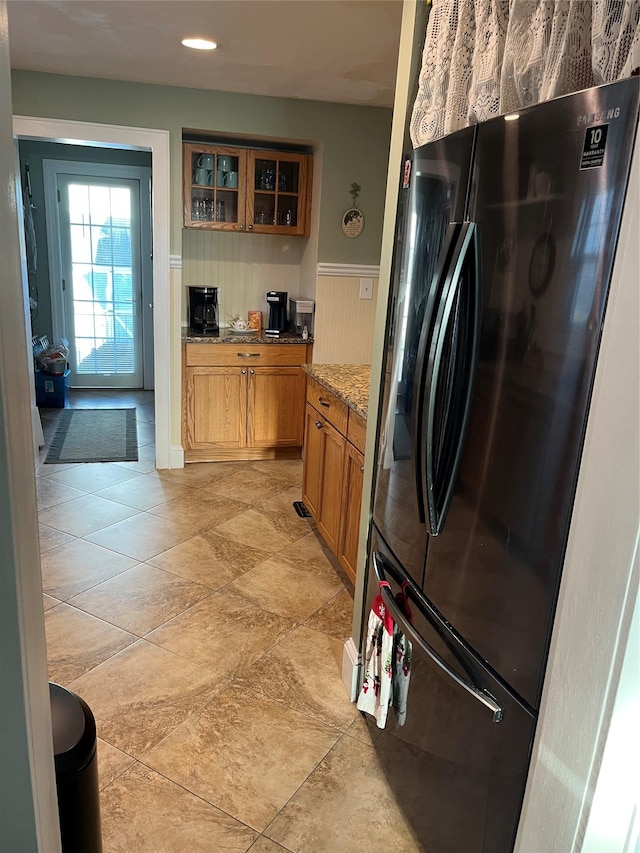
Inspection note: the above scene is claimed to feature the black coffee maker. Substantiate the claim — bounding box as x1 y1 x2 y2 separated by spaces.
265 291 288 335
188 286 219 335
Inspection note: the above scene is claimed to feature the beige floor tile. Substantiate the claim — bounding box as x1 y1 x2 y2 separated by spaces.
265 736 423 852
258 484 306 513
155 461 242 489
144 684 340 832
45 463 140 493
86 513 203 561
283 530 337 568
68 564 212 636
134 419 156 446
147 532 270 589
97 738 136 791
146 587 296 679
45 603 136 684
39 523 75 553
36 475 86 510
207 468 294 505
112 441 157 473
344 712 381 746
39 493 140 537
236 626 358 731
305 588 355 641
230 553 343 622
42 593 60 611
69 640 224 757
101 763 258 852
94 474 193 511
36 460 79 477
248 838 290 853
40 539 139 600
250 459 303 483
148 490 250 530
213 504 310 554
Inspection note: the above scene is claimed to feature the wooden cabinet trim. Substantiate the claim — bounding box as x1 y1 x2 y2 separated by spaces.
306 378 348 435
186 343 308 367
347 410 367 455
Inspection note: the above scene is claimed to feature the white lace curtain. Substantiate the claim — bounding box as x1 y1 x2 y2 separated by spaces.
410 0 640 147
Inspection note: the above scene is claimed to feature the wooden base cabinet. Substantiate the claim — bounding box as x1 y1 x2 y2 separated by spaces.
183 343 311 461
302 404 346 554
302 378 367 584
337 441 365 582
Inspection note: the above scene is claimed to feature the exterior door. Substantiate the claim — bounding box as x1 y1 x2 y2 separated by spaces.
43 159 153 390
57 173 143 387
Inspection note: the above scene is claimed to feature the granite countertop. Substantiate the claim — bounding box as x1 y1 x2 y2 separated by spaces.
302 364 371 420
182 329 313 344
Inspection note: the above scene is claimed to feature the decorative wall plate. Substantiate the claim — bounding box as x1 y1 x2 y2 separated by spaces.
342 208 365 239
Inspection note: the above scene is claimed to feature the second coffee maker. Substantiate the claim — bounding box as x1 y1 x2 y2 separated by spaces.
265 291 288 336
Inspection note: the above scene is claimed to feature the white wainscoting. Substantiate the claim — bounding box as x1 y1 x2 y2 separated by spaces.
313 273 379 365
181 230 306 328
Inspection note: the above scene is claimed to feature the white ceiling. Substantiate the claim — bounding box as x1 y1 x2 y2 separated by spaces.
7 0 404 108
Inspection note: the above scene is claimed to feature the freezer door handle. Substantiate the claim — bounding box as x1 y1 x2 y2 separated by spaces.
373 551 504 722
423 222 480 535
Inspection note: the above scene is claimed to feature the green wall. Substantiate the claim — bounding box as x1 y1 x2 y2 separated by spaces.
11 71 393 263
18 140 151 340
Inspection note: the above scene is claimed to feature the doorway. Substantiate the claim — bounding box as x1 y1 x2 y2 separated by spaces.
44 161 153 389
13 116 172 468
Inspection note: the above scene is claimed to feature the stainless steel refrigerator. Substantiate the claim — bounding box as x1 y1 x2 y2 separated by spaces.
361 77 639 851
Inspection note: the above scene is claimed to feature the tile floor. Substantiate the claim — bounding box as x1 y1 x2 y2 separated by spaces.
37 390 420 852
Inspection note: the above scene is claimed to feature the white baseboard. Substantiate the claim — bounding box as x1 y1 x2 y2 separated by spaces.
169 445 185 469
342 637 361 702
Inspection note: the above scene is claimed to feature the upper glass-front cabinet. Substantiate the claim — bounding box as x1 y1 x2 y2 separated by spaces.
183 144 248 231
183 143 312 236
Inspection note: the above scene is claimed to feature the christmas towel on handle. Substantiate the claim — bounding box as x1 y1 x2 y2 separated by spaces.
357 581 395 728
392 581 413 726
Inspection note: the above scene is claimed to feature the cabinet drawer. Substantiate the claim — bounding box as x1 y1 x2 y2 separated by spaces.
306 378 348 435
347 410 367 455
186 344 307 367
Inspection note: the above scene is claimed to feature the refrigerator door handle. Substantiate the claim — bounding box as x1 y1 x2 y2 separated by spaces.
423 222 480 535
373 552 504 722
410 221 461 524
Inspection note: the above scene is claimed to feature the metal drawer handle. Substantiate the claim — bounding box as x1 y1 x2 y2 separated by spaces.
317 397 331 408
237 353 261 358
315 420 324 429
241 369 247 375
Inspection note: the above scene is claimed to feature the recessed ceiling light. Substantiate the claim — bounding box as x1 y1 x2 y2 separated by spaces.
181 38 218 51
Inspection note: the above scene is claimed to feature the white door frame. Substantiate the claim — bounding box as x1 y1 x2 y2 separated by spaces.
12 116 172 468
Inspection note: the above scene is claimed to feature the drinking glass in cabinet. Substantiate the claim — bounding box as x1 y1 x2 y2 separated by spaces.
192 197 214 221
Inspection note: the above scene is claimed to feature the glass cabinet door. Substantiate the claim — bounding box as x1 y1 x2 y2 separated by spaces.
248 151 310 236
183 144 247 230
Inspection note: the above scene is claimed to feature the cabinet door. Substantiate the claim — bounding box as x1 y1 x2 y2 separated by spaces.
302 403 324 518
183 143 248 231
184 366 247 449
338 443 365 584
316 419 346 555
246 151 312 236
247 367 305 447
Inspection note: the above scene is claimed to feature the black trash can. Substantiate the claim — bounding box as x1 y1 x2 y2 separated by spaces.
49 682 102 853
